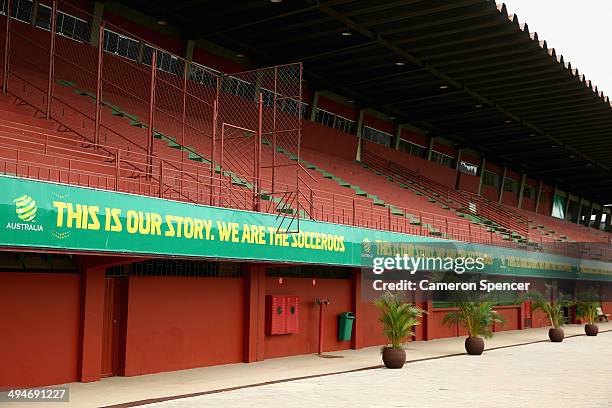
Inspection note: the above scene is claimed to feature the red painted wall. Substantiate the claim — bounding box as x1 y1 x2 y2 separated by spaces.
104 13 184 56
427 306 521 340
192 47 246 74
302 120 358 161
482 185 498 202
364 114 393 135
363 140 457 188
264 277 352 358
459 173 480 194
123 276 245 376
318 96 356 120
538 185 554 216
0 272 81 387
361 301 387 347
494 306 521 332
62 0 94 20
400 128 428 147
432 140 456 157
429 308 468 339
502 192 518 207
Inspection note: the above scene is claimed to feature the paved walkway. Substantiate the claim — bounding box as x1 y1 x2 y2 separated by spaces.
147 330 612 408
2 323 611 407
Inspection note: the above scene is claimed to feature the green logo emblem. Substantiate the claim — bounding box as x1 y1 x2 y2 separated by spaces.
362 237 371 254
13 195 38 222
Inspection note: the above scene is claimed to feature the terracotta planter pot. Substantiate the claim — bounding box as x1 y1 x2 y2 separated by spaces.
585 324 599 336
382 347 406 369
465 337 485 355
548 328 564 342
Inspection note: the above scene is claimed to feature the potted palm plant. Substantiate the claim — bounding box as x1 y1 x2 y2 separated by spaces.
374 292 425 369
442 301 506 355
577 301 599 336
525 291 571 342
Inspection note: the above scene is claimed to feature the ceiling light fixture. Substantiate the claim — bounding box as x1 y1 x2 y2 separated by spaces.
341 30 352 36
236 53 245 58
439 85 449 89
270 0 283 3
505 120 512 124
395 61 405 66
157 20 168 26
474 104 483 108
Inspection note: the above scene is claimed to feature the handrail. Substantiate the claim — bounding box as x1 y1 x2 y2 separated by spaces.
363 149 529 237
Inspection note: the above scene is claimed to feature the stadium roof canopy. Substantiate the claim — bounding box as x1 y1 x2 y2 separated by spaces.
130 0 612 201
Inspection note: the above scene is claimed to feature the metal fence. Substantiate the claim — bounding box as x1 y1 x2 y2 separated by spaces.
0 2 610 258
0 0 304 232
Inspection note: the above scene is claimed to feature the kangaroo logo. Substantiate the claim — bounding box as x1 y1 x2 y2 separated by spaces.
13 195 38 222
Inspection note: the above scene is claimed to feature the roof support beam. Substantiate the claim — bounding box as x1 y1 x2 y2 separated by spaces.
498 166 507 204
517 173 527 209
312 0 609 175
355 109 365 162
534 180 544 213
477 156 486 196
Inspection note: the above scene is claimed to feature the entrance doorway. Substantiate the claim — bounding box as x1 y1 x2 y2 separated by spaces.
101 276 127 377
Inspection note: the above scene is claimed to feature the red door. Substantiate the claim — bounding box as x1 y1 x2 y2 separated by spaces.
101 276 127 377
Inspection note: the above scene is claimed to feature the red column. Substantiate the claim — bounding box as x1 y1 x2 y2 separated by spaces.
79 264 106 382
425 298 434 340
243 264 266 363
2 0 12 94
351 268 363 350
45 0 57 120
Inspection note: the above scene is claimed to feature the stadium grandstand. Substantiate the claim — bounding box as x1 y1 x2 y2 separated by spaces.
1 0 612 388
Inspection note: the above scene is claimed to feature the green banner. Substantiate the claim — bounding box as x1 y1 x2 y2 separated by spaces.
1 176 611 281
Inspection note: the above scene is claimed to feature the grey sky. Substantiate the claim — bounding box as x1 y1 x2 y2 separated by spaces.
504 0 612 98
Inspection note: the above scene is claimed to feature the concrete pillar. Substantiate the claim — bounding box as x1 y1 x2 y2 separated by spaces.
587 201 595 228
564 192 571 221
185 39 195 62
253 71 263 102
394 123 402 150
355 109 365 162
517 173 527 209
534 180 544 213
79 264 106 382
498 166 507 204
477 157 486 196
308 91 320 122
243 264 266 363
424 298 434 340
30 0 40 26
594 206 603 230
575 197 583 225
454 148 463 190
89 1 105 47
426 135 435 161
351 269 363 350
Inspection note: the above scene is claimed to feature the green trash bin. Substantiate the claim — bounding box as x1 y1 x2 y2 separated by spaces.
338 312 355 341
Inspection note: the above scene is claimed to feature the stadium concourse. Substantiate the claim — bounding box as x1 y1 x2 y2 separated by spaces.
1 0 612 390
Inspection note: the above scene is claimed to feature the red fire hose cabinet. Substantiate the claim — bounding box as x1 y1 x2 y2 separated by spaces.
266 295 299 335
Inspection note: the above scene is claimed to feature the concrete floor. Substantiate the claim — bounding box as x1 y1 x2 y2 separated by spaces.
146 330 612 408
1 323 610 407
